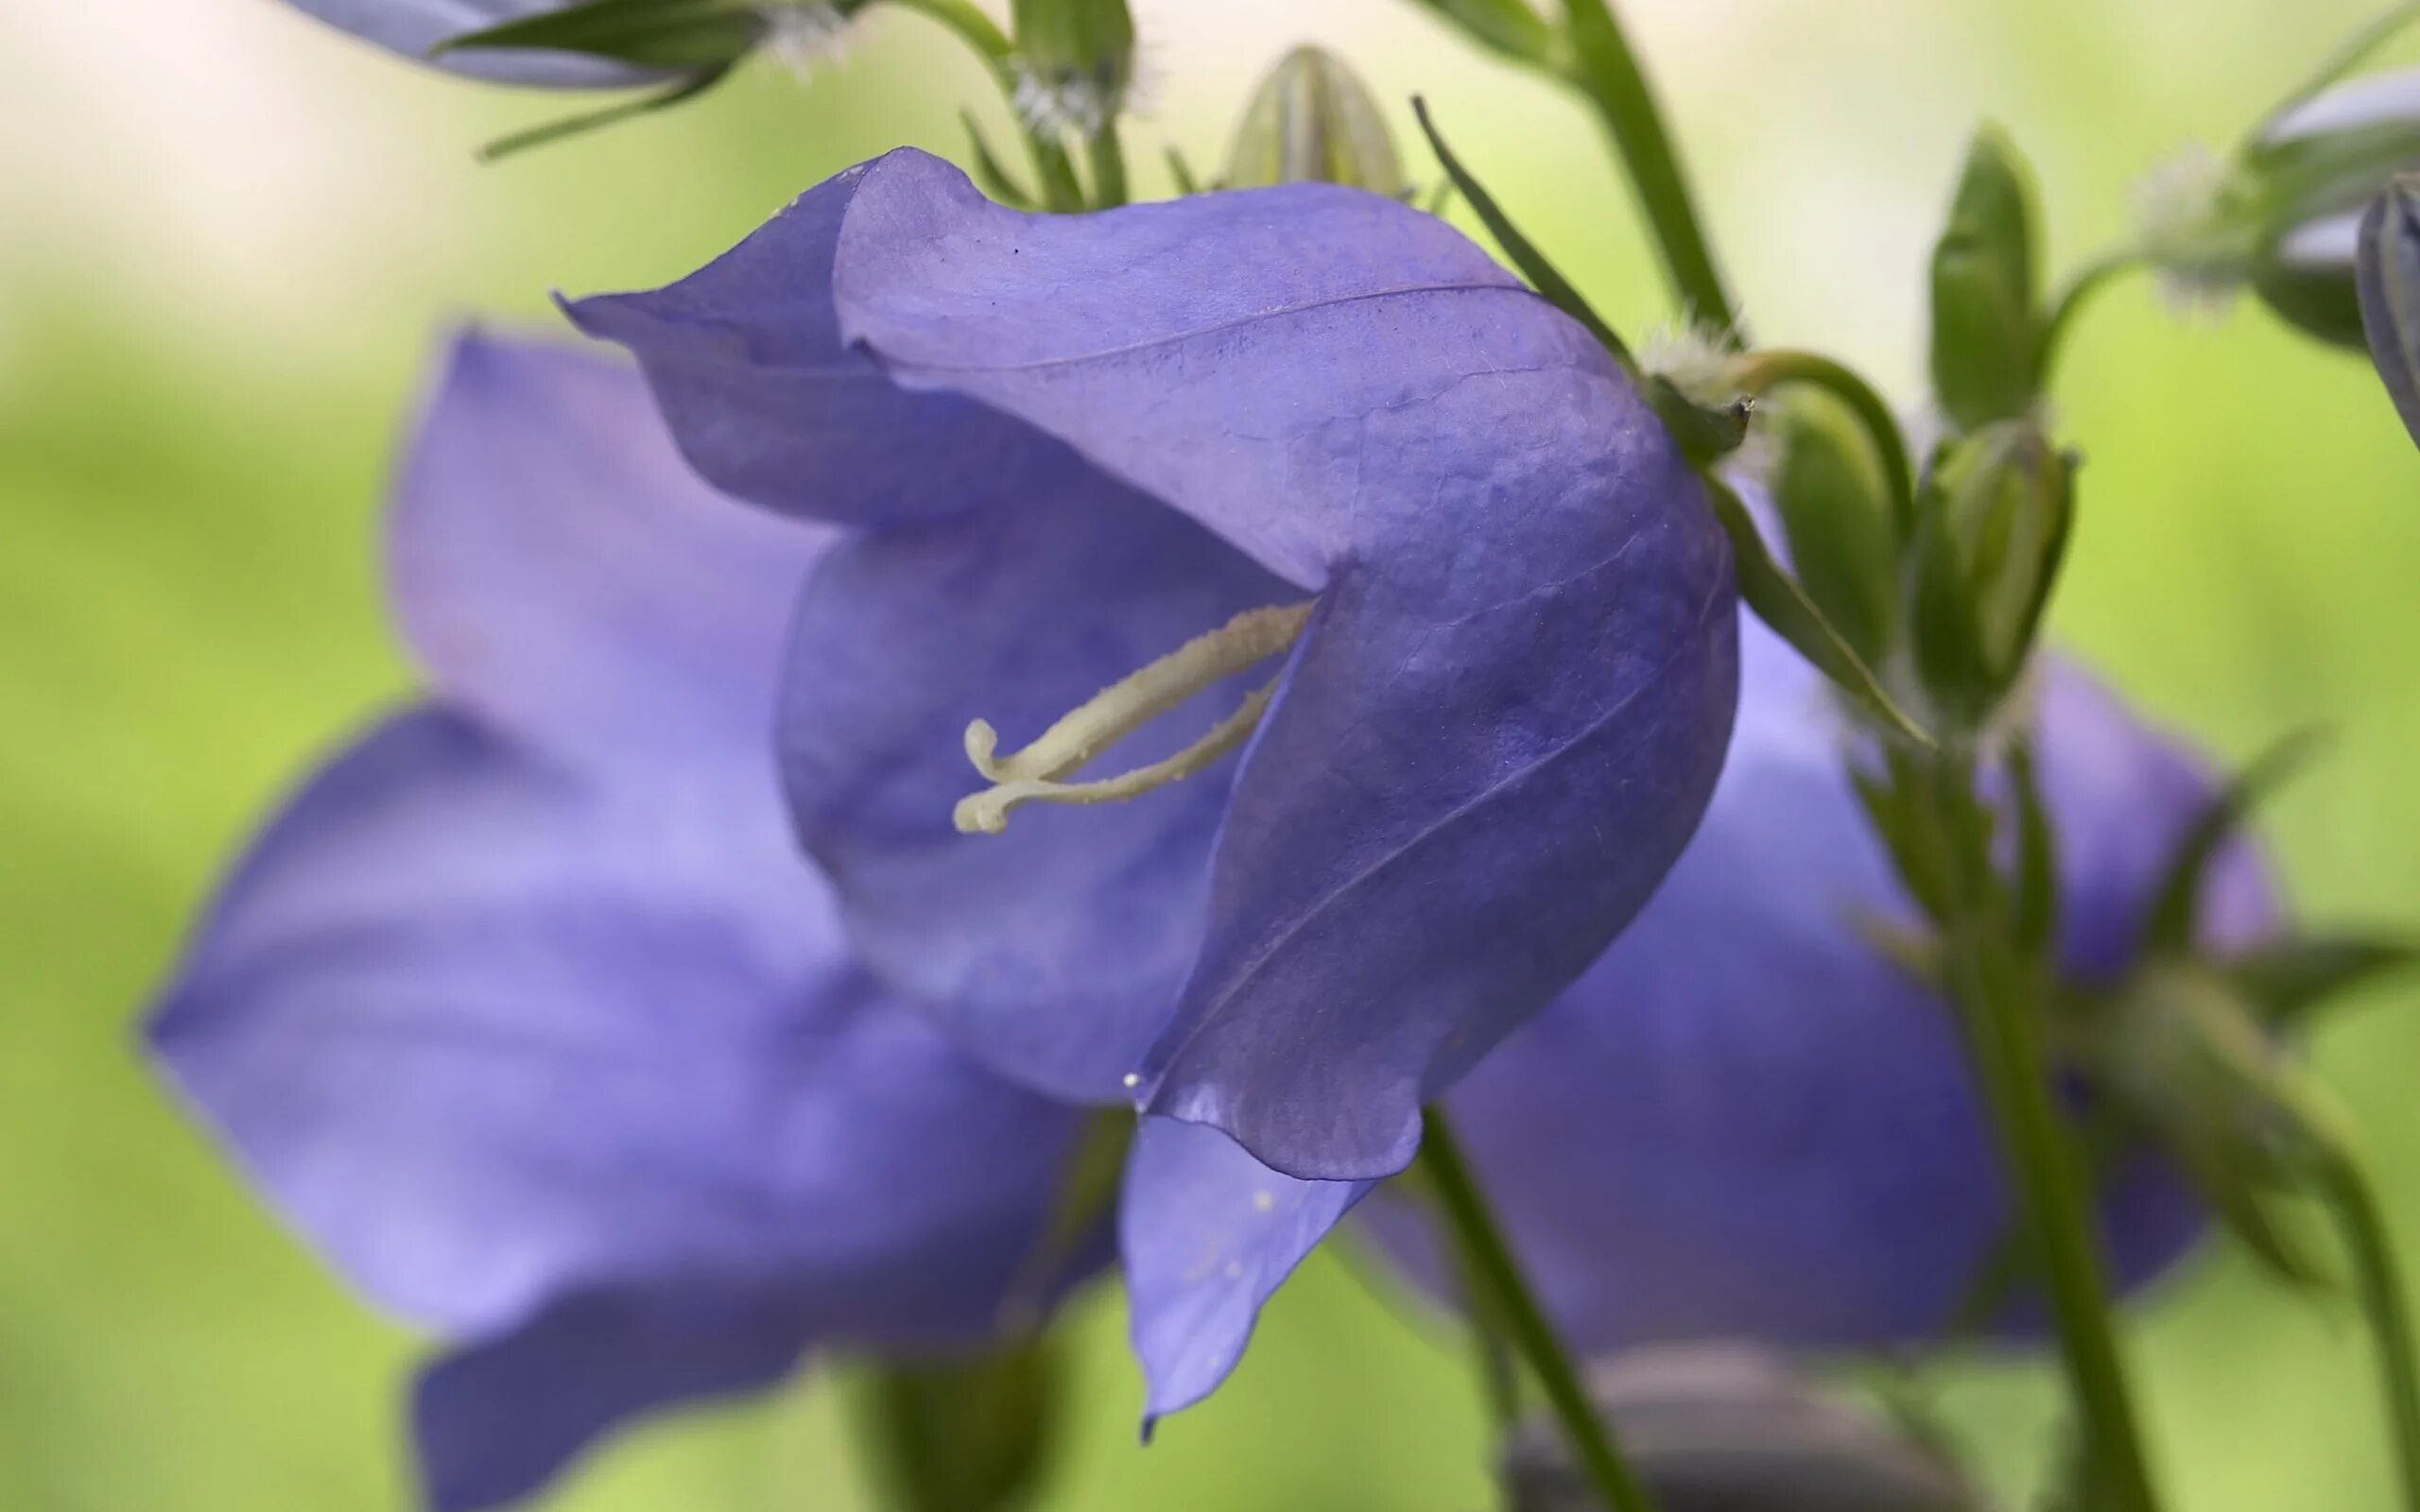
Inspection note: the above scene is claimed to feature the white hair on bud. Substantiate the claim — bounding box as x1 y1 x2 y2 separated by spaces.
1636 319 1740 408
765 3 852 82
2133 144 2248 315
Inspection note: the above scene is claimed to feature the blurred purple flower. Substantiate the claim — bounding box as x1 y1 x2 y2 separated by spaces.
146 333 1098 1512
284 1 668 86
567 148 1739 1186
1123 619 2276 1421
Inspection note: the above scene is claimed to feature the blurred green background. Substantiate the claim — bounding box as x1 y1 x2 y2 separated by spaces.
8 0 2420 1506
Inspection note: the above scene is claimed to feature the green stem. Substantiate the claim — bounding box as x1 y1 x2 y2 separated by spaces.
1924 758 2163 1512
1086 125 1129 209
883 0 1013 58
1419 1109 1659 1512
1555 0 1739 339
1731 349 1917 538
2036 252 2143 393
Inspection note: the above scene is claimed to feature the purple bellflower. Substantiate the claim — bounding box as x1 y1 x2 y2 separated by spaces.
567 148 1741 1187
1120 619 2275 1421
146 333 1098 1512
283 1 666 86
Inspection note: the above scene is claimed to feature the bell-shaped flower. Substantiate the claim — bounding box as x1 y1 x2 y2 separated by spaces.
567 148 1740 1185
1121 618 2275 1421
145 333 1098 1512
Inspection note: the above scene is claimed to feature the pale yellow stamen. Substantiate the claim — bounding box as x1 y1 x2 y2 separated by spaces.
954 600 1315 835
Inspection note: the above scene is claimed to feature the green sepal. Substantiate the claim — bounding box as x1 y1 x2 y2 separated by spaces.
434 0 769 70
995 1108 1132 1332
2360 177 2420 449
1164 144 1203 197
1705 482 1933 748
1644 379 1748 467
2009 739 2060 961
2221 934 2420 1027
2140 729 2325 954
1763 386 1904 666
1928 126 2043 432
475 63 736 160
856 1335 1064 1512
962 110 1038 208
1411 96 1631 366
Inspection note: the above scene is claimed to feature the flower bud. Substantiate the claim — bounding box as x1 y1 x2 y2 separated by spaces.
1910 421 2074 723
2144 69 2420 345
1011 0 1135 135
1502 1348 1990 1512
1929 126 2042 432
1222 46 1409 198
1764 387 1903 666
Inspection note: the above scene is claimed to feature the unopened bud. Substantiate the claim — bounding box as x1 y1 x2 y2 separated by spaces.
1929 126 2042 431
1910 421 2074 723
1764 387 1903 666
1223 46 1408 197
1011 0 1135 135
2144 68 2420 345
2358 176 2420 450
1503 1348 1990 1512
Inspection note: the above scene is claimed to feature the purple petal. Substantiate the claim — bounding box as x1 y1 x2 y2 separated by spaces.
148 708 1083 1336
414 1287 816 1512
390 332 829 764
284 1 668 87
1118 1117 1370 1427
563 163 1055 530
1361 625 2272 1351
781 472 1293 1103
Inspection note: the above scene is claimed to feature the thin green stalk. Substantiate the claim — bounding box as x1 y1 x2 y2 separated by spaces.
1420 1109 1658 1512
1925 758 2163 1512
1555 0 1739 338
884 0 1013 58
1731 349 1917 537
1085 125 1129 209
2037 252 2143 393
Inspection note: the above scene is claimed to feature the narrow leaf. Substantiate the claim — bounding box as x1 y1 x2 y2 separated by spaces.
2223 935 2420 1026
964 110 1038 208
475 64 735 161
2142 730 2326 953
1411 95 1631 366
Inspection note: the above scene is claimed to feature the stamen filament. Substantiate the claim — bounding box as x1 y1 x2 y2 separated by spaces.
955 598 1315 835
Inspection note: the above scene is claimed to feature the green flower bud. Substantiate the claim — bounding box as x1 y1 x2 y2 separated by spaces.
1764 387 1903 667
1910 421 2074 723
1928 126 2041 432
1222 46 1409 197
1011 0 1135 134
2144 69 2420 345
1504 1348 1990 1512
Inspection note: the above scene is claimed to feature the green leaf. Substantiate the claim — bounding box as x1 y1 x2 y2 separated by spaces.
2141 730 2325 954
475 63 736 161
1928 126 2042 432
435 0 767 69
1398 0 1564 66
2222 934 2420 1026
858 1336 1064 1512
2359 177 2420 451
1705 481 1934 747
1411 96 1632 367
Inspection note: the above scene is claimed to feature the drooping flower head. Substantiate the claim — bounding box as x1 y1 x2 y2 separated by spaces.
282 0 677 85
1120 618 2275 1420
146 333 1098 1512
569 148 1740 1184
